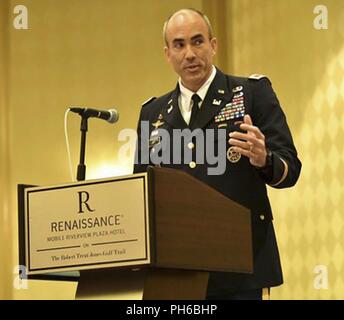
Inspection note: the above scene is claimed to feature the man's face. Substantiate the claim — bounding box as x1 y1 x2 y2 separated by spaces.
164 11 217 92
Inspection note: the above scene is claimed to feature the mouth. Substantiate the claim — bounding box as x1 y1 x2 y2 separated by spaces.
184 64 201 72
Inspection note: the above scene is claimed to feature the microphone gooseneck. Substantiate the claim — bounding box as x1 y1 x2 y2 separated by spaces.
70 107 119 124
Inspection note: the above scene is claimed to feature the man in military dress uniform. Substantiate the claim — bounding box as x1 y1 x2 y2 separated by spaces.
134 8 301 300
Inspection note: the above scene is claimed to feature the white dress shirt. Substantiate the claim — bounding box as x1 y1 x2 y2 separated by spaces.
178 65 217 125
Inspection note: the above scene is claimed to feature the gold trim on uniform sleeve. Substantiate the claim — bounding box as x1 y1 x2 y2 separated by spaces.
270 157 288 187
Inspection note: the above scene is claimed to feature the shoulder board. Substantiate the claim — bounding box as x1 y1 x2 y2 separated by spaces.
142 97 156 108
249 74 267 81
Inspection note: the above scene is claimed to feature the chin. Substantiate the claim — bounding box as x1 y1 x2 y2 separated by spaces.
189 74 205 84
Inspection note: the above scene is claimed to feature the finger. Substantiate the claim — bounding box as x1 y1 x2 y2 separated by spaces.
228 138 252 150
232 146 251 157
232 146 262 165
232 146 259 159
249 145 266 156
229 132 264 146
244 114 253 126
240 123 265 140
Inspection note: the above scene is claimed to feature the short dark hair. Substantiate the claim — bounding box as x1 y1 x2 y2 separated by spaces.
163 8 214 46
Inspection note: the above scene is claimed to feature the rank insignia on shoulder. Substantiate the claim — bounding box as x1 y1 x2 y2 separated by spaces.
142 97 156 107
249 74 267 80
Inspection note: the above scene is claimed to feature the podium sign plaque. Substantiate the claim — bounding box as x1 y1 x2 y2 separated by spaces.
23 173 151 275
18 167 253 299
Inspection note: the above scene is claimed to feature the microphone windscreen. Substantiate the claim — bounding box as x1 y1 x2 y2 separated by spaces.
108 109 119 124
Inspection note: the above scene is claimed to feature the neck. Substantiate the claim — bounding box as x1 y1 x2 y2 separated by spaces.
181 81 202 93
181 67 213 93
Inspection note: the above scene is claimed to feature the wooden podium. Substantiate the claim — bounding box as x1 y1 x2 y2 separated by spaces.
18 167 252 300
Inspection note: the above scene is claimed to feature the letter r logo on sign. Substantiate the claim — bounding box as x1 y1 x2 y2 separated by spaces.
78 191 95 213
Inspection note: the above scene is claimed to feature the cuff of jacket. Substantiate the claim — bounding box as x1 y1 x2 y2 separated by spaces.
269 154 289 187
255 152 289 187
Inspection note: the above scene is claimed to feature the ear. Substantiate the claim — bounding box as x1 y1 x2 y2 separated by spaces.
210 37 217 56
164 46 171 63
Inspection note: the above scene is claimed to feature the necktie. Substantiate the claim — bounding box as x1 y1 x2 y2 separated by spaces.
189 94 201 129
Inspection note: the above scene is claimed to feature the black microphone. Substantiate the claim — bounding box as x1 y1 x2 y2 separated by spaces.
70 107 119 124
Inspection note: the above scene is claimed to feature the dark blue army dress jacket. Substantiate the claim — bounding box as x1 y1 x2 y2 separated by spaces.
134 67 301 295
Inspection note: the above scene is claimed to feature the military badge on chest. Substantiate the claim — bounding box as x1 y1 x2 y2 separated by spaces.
214 85 246 164
227 146 241 163
149 114 164 148
215 86 245 124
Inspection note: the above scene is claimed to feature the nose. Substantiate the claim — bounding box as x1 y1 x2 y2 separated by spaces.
185 44 196 61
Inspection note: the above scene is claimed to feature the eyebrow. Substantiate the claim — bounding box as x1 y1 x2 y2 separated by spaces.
191 34 204 41
172 34 205 44
172 38 184 44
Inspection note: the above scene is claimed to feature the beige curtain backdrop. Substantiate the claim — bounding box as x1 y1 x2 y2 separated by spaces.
228 0 344 299
0 0 12 300
0 0 343 299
